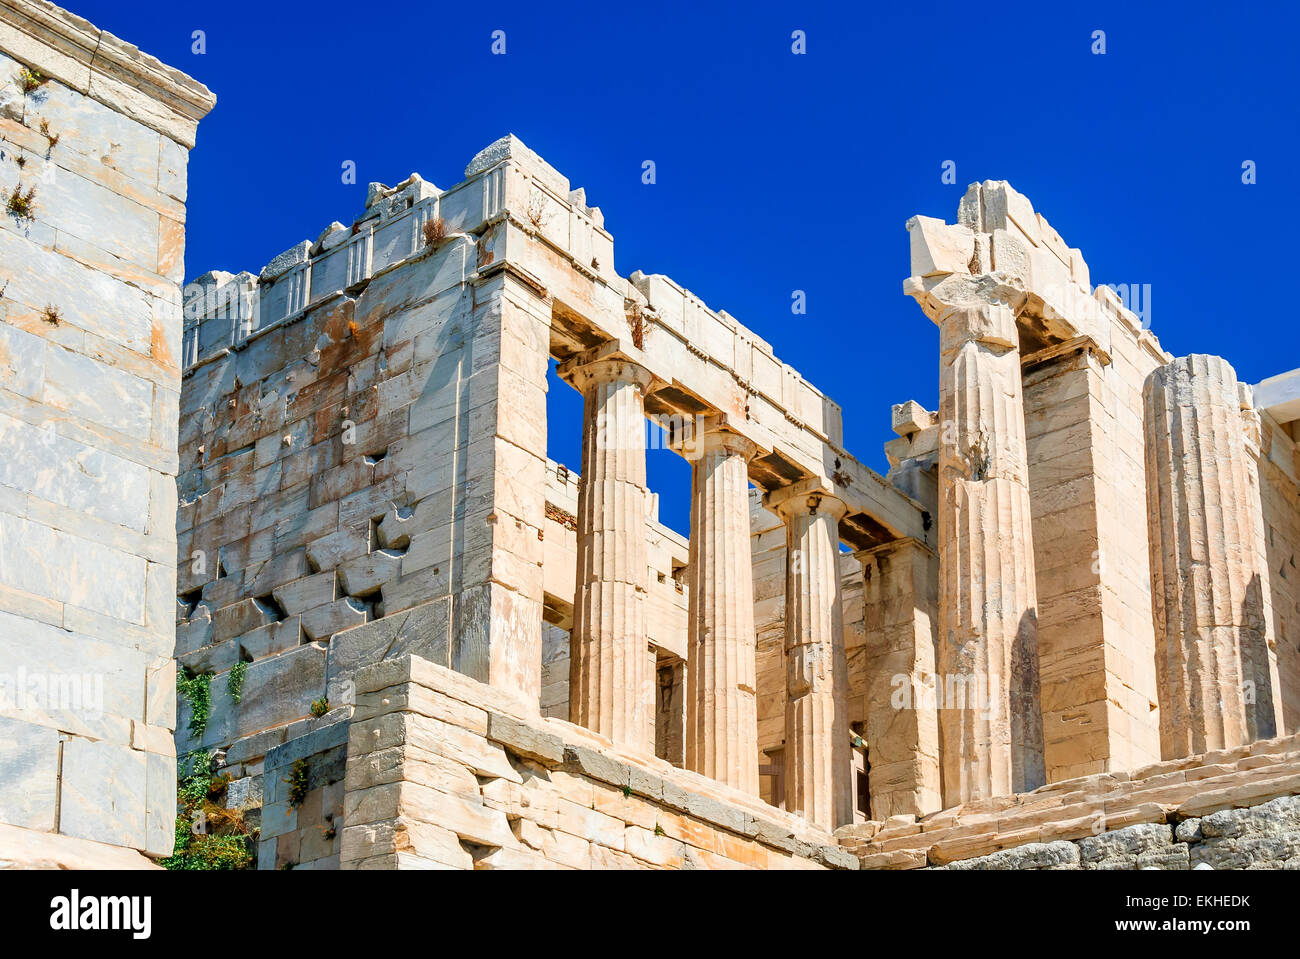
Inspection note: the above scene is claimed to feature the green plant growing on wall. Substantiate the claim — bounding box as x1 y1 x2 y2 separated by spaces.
162 750 256 870
177 668 212 736
287 759 310 808
18 67 45 94
227 660 248 704
310 696 329 718
177 750 217 807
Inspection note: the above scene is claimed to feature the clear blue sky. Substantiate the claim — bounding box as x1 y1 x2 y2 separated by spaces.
75 0 1299 535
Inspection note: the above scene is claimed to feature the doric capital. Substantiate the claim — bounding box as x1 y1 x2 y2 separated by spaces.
560 354 653 395
763 477 848 523
938 301 1019 354
667 414 759 462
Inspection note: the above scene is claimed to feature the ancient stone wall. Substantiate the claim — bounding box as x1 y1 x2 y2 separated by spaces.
1256 403 1300 731
0 0 212 864
340 655 856 869
257 718 347 870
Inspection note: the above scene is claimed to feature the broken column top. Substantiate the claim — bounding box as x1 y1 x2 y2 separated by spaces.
904 180 1168 365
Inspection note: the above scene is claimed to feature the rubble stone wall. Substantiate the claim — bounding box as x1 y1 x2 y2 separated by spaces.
0 0 212 863
339 655 856 869
933 797 1300 870
840 729 1300 869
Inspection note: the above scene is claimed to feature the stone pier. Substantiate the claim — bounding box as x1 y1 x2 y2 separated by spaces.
564 354 654 752
1144 354 1279 757
684 423 760 793
766 481 853 830
0 0 213 867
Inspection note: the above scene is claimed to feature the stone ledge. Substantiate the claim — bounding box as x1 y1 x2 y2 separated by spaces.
0 822 161 869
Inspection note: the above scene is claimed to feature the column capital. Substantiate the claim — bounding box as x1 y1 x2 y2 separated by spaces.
763 477 847 523
668 414 760 462
938 301 1019 354
559 353 654 394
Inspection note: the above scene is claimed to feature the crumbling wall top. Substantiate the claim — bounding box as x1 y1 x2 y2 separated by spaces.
0 0 215 146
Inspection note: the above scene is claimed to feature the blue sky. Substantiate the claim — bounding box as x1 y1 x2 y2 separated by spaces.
75 0 1299 535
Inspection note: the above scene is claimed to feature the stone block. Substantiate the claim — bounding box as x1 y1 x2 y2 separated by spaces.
59 738 147 849
0 718 58 831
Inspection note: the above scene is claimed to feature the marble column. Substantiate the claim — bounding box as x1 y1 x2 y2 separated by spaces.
683 426 760 793
766 481 852 831
567 357 653 753
1144 355 1277 757
937 302 1044 806
857 538 942 819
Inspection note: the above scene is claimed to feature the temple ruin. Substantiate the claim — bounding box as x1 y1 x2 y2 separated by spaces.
173 135 1300 868
2 0 1300 872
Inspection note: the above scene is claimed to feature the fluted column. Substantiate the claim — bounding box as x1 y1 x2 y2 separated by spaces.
766 481 851 831
857 538 942 819
1144 355 1276 758
937 302 1044 806
683 425 760 793
567 357 653 753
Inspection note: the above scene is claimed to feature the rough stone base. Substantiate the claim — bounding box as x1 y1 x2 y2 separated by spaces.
933 798 1300 870
0 823 161 870
840 731 1300 869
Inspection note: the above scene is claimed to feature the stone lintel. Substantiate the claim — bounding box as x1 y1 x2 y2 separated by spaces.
1021 334 1113 373
1255 367 1300 426
853 535 936 563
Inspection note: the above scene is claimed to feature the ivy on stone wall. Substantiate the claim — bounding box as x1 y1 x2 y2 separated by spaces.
177 669 212 736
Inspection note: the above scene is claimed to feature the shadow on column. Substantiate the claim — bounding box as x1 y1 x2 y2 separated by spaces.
1011 608 1046 792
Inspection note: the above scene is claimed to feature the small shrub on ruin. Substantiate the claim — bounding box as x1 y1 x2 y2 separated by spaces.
39 118 59 149
287 759 310 808
422 215 448 249
310 696 330 717
5 183 36 219
40 305 60 325
627 304 649 350
162 750 256 871
18 67 45 95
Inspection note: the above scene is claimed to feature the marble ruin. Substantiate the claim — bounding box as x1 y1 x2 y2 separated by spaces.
2 0 1300 871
